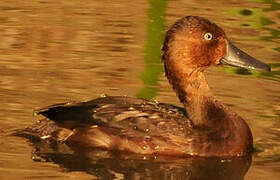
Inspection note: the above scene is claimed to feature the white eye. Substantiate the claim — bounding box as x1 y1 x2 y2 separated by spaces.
204 33 213 40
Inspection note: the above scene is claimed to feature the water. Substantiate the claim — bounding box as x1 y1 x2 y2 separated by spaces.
0 0 279 179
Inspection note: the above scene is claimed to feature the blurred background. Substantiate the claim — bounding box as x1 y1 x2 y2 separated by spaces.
0 0 279 179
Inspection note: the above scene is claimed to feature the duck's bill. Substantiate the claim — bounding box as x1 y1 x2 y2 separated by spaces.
221 41 271 71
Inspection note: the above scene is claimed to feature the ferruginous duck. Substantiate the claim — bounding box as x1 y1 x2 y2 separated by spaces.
20 16 270 157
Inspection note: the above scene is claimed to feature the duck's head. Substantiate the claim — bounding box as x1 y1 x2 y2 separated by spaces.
162 16 270 72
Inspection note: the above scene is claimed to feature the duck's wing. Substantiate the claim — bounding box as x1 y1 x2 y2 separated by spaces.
35 96 151 122
33 96 189 128
21 96 194 155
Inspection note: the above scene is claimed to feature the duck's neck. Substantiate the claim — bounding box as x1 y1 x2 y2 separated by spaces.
165 64 226 127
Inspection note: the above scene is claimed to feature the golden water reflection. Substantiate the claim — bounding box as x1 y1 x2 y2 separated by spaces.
0 0 279 179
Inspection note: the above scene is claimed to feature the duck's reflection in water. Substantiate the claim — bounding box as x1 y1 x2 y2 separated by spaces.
29 140 252 180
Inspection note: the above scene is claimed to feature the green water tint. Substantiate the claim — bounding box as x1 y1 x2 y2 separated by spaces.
222 66 280 81
260 0 280 39
136 0 166 100
225 8 273 29
224 0 280 79
259 0 280 41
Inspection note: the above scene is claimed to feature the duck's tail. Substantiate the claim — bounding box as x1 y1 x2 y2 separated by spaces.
14 118 64 142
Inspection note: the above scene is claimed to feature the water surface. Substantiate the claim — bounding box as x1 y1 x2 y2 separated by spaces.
0 0 279 179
